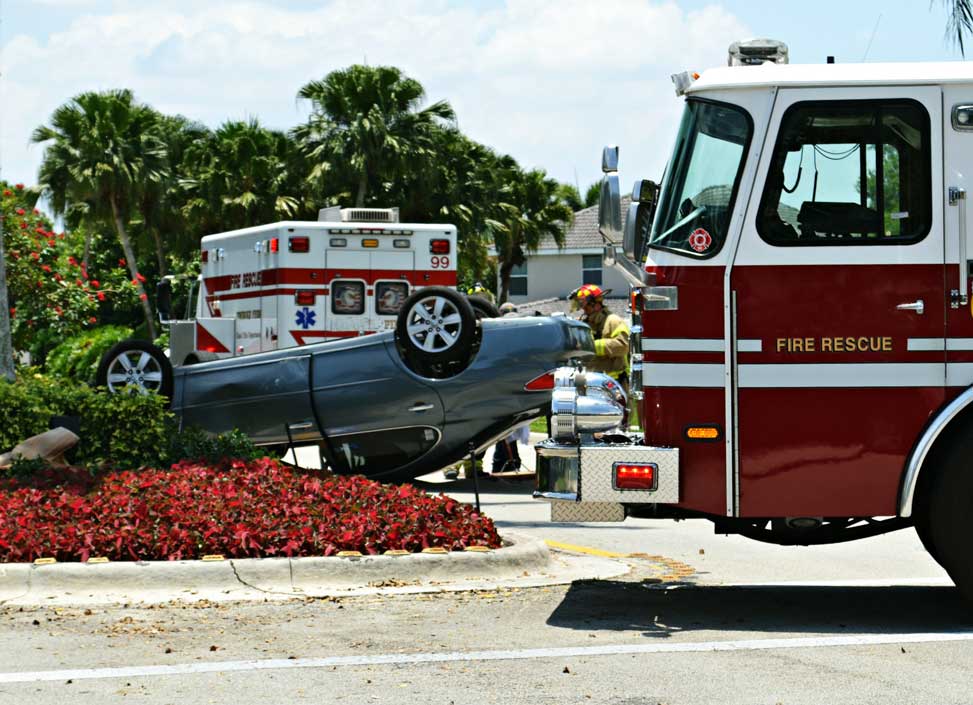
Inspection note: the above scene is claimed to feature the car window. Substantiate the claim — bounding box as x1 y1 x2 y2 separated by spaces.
757 100 931 245
332 427 439 473
332 280 365 315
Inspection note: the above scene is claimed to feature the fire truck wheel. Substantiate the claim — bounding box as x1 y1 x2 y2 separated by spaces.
927 431 973 600
468 296 500 320
396 286 476 368
96 339 174 402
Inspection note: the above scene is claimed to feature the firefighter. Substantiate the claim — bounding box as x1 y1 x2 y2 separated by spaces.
467 282 495 305
569 284 630 388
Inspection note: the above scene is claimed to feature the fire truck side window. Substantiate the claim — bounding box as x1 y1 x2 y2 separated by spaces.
331 280 365 315
757 100 931 245
649 98 752 258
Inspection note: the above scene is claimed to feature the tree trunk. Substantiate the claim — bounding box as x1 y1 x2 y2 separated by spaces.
498 256 514 305
82 229 92 271
110 195 157 340
0 218 15 381
355 170 368 207
151 228 167 276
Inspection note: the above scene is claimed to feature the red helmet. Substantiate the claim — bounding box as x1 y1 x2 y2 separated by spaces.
569 284 610 310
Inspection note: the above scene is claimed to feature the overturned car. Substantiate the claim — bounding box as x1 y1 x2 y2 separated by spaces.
97 287 596 481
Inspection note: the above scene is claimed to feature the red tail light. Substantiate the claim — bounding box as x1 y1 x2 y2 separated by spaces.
201 249 208 263
430 239 450 254
524 371 555 391
289 236 310 253
295 290 316 306
269 237 279 253
613 462 657 491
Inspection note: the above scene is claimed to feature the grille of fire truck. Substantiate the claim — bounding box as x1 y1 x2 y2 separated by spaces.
342 208 400 223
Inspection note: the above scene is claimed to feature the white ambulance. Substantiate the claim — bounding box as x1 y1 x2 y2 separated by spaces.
166 207 457 366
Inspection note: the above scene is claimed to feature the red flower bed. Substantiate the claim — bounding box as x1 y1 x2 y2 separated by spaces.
0 459 500 562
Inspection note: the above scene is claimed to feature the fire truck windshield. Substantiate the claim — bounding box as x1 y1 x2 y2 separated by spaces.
649 99 751 258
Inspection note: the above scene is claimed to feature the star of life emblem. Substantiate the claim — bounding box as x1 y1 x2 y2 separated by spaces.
295 307 317 330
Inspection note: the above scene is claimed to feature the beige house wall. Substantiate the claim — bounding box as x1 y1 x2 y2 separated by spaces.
502 250 633 303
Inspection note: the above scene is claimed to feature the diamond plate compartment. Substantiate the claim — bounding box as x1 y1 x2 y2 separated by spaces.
580 445 679 504
550 501 625 523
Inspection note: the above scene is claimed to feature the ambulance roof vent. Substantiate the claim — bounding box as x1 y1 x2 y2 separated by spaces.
728 38 788 66
318 207 400 223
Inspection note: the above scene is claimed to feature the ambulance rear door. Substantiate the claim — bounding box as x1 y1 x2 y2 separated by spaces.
371 248 413 332
325 248 369 339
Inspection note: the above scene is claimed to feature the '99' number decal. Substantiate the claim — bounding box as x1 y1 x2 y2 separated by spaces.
430 256 450 269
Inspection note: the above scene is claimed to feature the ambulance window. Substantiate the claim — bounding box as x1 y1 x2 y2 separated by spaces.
758 100 930 245
331 280 364 315
649 99 752 258
376 282 409 315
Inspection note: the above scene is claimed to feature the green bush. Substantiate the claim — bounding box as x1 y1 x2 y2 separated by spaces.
0 373 173 468
45 325 134 383
167 427 270 466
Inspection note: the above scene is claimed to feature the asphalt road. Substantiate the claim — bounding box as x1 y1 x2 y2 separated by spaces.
0 448 969 705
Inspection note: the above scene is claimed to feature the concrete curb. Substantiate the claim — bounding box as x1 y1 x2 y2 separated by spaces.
0 532 586 605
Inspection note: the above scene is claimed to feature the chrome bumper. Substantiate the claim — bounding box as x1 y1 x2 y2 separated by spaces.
534 437 680 505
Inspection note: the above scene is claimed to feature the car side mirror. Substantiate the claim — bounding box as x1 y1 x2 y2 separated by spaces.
598 146 623 245
623 179 659 261
157 279 172 323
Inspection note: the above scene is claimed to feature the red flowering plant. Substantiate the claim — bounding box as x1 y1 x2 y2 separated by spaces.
0 459 501 562
1 183 138 355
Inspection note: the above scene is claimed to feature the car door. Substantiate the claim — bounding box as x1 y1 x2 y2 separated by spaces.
309 336 445 475
730 86 946 517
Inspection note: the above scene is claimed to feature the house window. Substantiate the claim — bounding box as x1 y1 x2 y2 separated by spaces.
509 261 528 296
582 254 603 286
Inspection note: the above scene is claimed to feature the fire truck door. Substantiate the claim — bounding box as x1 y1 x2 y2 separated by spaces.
942 87 973 392
730 86 946 518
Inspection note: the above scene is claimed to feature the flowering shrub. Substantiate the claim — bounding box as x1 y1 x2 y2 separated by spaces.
0 459 501 562
1 182 139 355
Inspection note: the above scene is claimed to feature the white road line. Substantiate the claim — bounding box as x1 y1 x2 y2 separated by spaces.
3 632 973 684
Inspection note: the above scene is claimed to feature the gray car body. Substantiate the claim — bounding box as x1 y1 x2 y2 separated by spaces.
170 315 594 480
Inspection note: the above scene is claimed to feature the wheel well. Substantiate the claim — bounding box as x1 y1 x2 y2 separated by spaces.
906 393 973 520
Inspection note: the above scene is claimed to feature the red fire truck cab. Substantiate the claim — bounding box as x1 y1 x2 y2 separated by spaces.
535 40 973 598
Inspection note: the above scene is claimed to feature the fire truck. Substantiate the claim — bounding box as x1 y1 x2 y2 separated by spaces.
535 39 973 599
163 207 457 366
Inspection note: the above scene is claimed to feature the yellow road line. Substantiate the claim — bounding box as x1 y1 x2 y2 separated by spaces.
543 540 630 559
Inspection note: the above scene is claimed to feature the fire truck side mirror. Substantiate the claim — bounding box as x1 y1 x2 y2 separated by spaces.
623 179 659 262
157 279 173 323
598 146 623 244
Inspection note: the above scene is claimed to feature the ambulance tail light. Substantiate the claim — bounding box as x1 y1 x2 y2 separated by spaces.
524 371 555 391
201 249 208 263
295 290 316 306
430 239 450 254
613 462 657 491
289 236 310 253
269 238 279 253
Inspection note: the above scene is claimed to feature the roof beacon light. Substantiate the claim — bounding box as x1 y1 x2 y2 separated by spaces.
728 38 789 67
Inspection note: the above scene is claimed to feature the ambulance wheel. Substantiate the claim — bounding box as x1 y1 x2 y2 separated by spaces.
468 296 500 320
396 287 476 366
96 339 173 401
927 431 973 601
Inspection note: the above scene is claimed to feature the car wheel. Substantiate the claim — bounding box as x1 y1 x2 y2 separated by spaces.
467 296 500 320
96 339 174 400
396 286 476 366
927 430 973 600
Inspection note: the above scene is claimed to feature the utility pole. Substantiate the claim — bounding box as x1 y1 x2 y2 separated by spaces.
0 2 13 382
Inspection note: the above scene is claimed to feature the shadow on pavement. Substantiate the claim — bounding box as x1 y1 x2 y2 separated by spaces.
547 581 972 637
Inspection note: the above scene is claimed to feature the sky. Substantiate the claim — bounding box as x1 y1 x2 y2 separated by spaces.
0 0 967 212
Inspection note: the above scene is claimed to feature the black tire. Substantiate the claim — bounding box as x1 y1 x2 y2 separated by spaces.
395 286 476 366
927 430 973 601
468 295 500 320
96 339 174 401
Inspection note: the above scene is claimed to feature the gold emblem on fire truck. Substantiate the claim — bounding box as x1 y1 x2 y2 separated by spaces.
775 337 893 353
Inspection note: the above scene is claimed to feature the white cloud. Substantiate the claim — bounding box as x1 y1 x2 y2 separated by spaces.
2 0 750 201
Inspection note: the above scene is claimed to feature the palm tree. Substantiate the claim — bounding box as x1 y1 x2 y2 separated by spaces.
490 168 575 303
180 119 301 234
294 65 455 207
943 0 973 54
32 90 165 339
